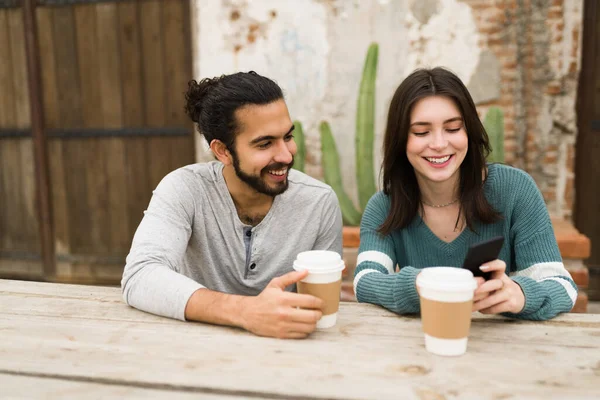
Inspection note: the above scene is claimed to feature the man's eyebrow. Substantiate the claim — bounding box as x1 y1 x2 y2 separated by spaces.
249 125 295 145
409 117 463 127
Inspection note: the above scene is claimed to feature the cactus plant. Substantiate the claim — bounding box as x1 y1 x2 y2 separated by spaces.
355 43 378 211
483 107 505 163
292 121 306 172
320 121 363 226
318 43 379 226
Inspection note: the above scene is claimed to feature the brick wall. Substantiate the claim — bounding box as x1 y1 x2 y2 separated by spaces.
463 0 582 220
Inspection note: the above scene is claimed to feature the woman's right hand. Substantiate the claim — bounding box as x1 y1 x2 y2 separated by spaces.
472 259 525 314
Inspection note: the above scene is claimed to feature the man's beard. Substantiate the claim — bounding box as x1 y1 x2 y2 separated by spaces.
231 151 294 196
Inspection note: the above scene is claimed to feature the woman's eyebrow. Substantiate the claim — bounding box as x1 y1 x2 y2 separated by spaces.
410 117 463 127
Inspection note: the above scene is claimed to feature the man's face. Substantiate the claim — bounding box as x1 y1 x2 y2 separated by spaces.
229 100 296 196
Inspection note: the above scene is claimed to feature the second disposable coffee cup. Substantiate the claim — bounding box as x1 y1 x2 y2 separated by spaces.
293 250 345 329
416 267 477 356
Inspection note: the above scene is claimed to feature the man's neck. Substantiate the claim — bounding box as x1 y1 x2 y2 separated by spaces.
222 165 274 225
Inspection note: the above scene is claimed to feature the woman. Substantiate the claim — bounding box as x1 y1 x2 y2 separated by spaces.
354 67 576 320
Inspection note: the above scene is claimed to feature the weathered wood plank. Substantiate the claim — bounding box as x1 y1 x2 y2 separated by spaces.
140 0 172 189
8 8 30 129
0 280 598 400
163 0 194 172
95 2 129 255
117 1 151 241
2 10 26 252
0 261 43 280
73 4 109 255
0 10 15 129
163 0 189 128
162 1 194 171
0 373 244 400
37 6 70 257
8 7 39 254
53 6 88 255
0 10 14 252
9 10 39 252
0 137 24 251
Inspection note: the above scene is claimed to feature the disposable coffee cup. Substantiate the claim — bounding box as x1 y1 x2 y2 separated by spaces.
293 250 345 329
416 267 477 356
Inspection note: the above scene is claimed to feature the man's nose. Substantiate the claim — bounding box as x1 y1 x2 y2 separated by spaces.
274 141 293 164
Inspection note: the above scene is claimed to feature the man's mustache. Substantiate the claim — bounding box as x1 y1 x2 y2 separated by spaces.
262 158 294 173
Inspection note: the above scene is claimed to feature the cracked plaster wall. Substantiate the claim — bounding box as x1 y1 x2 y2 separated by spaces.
191 0 583 218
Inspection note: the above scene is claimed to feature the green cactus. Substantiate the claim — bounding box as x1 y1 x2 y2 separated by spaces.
483 107 505 163
356 43 378 211
320 122 362 226
320 43 379 225
293 43 379 226
293 120 306 172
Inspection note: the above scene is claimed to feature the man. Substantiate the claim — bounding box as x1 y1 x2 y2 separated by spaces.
122 71 343 339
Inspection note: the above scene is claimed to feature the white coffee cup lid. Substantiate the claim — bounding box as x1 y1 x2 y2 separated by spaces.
416 267 477 292
293 250 345 273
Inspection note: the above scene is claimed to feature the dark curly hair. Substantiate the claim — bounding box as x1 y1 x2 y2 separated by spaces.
185 71 284 151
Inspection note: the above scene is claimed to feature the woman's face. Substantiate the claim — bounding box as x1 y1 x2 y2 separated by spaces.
406 95 468 186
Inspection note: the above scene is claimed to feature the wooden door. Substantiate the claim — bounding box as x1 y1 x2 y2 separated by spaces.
0 5 41 278
576 0 600 299
0 0 195 284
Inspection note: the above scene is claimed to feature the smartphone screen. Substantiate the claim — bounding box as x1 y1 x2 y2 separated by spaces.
461 236 505 280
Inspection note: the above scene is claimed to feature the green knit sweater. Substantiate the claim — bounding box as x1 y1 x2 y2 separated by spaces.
354 164 577 321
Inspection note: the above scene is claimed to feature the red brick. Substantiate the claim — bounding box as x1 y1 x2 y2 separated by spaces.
564 177 575 213
571 292 588 313
545 84 562 95
342 226 360 248
568 61 578 74
567 267 589 288
341 281 356 302
542 191 556 202
342 247 358 279
551 218 592 259
566 144 575 170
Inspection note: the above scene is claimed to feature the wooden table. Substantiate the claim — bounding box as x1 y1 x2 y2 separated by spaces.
1 279 599 400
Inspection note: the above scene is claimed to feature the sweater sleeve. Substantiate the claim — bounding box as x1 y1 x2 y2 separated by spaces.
121 170 204 321
353 193 421 314
504 172 577 320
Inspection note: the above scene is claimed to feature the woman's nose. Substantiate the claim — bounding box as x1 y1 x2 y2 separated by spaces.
429 131 448 150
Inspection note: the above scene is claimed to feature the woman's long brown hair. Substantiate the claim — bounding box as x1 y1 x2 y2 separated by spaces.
378 67 501 235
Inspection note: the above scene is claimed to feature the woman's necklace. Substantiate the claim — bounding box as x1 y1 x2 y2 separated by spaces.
421 198 459 208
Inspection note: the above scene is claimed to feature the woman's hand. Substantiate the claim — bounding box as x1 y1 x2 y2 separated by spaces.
472 259 525 314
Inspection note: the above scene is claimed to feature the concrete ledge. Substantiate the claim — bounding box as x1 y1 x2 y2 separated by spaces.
572 292 588 314
342 226 360 248
551 218 591 259
563 259 589 288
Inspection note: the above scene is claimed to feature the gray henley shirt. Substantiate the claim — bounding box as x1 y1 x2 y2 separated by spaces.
121 161 343 320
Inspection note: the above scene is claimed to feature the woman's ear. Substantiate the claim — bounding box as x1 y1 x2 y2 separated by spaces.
210 140 233 166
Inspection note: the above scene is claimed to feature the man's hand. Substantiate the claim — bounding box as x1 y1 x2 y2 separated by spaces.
240 270 324 339
472 259 525 314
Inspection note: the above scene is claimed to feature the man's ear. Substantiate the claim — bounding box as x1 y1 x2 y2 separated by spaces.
210 140 233 165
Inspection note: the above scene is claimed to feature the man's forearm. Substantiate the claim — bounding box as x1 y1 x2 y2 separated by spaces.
184 288 249 329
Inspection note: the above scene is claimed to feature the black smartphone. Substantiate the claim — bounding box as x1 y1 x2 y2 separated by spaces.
462 236 505 280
